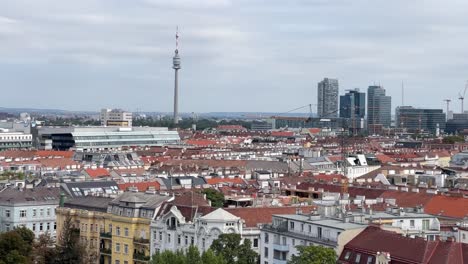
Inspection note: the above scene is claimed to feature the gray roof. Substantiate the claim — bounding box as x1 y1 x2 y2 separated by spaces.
0 187 60 206
246 160 288 172
64 196 113 212
109 192 171 210
61 180 119 198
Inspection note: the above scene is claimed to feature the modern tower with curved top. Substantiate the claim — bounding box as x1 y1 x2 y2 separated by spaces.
172 27 181 125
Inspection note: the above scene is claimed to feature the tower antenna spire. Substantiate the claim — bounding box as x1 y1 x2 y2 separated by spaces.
172 26 181 125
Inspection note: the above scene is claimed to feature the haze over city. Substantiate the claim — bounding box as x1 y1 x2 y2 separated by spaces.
1 0 468 113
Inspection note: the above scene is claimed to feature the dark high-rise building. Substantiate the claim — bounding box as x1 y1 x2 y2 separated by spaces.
340 89 366 133
340 89 366 119
317 78 339 118
367 85 391 133
396 106 446 134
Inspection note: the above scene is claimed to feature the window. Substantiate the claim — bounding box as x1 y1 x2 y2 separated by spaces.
185 235 188 245
153 231 157 240
124 227 129 237
264 247 268 258
292 239 296 246
264 233 269 243
47 208 51 216
159 232 163 241
463 234 466 240
115 243 120 252
366 256 374 264
290 221 295 230
47 223 50 230
178 235 181 245
109 224 112 233
5 224 11 231
282 236 286 245
202 238 205 248
355 253 361 263
5 210 10 218
253 238 259 248
191 236 194 245
301 223 304 232
40 209 44 216
308 225 311 233
32 223 36 231
317 227 322 239
54 222 57 230
33 209 37 217
124 244 128 254
344 251 351 260
422 220 430 230
115 260 120 264
167 234 171 243
20 210 27 218
39 223 43 231
410 220 415 227
116 226 120 236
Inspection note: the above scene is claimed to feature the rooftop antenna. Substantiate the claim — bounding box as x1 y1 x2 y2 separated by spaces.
172 26 181 125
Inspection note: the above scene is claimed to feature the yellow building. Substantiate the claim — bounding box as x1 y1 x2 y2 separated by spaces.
56 192 171 264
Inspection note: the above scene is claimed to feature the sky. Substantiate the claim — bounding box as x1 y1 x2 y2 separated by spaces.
1 0 468 114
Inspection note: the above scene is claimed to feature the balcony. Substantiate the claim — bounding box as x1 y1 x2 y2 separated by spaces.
273 243 289 252
100 248 112 256
133 237 150 245
273 259 287 264
133 252 150 263
262 225 337 248
100 232 112 239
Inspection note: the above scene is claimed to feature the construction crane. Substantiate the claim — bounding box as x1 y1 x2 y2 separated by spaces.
458 81 468 113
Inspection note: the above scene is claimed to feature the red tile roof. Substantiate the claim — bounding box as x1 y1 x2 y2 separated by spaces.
270 131 294 137
118 181 160 192
339 225 468 264
424 195 468 219
85 168 110 179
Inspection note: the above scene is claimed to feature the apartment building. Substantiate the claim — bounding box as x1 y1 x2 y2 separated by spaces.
0 187 60 237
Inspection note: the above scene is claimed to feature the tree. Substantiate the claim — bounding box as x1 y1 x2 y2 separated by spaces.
202 189 225 208
55 215 86 264
0 227 35 264
210 234 258 264
33 232 57 264
151 250 186 264
288 245 336 264
201 249 227 264
186 246 202 264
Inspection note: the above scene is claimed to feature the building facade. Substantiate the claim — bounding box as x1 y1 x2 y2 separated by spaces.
367 85 391 133
260 213 366 264
34 126 180 151
317 78 339 118
340 89 365 132
0 187 60 238
0 132 32 150
101 109 133 127
396 106 446 134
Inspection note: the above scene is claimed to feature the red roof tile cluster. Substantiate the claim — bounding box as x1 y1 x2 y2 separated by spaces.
217 125 247 131
424 195 468 219
339 225 468 264
185 139 219 147
270 131 294 137
85 168 110 179
118 181 161 192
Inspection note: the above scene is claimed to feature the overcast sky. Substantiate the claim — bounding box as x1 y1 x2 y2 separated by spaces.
1 0 468 114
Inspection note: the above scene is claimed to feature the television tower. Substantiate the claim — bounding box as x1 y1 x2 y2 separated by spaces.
172 27 181 125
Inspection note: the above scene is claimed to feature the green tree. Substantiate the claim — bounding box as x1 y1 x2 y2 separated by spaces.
55 215 85 264
288 245 336 264
201 249 227 264
202 189 225 208
186 245 203 264
33 232 57 264
210 234 258 264
151 250 186 264
0 227 35 264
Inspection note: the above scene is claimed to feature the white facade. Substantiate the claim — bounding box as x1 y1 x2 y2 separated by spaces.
260 214 366 264
0 202 58 238
0 132 32 150
100 108 133 127
151 208 256 256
